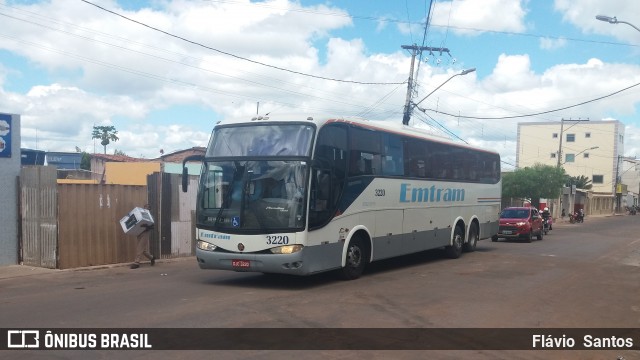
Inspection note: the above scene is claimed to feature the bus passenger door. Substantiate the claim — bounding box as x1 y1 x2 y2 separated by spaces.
309 124 347 229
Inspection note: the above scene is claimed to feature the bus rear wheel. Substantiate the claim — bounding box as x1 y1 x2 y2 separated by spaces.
463 224 478 252
445 226 464 259
339 236 367 280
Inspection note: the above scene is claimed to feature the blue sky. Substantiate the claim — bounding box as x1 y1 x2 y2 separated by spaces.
0 0 639 167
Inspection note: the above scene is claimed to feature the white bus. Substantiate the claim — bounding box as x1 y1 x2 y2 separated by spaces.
182 114 501 280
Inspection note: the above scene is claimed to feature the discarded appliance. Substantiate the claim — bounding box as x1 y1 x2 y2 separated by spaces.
119 207 154 236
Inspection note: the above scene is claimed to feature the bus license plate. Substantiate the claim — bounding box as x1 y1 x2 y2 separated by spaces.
232 260 250 268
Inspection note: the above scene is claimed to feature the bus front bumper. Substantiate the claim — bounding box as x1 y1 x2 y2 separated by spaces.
195 243 342 276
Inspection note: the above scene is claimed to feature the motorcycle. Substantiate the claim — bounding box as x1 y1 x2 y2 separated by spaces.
569 212 584 224
542 217 549 235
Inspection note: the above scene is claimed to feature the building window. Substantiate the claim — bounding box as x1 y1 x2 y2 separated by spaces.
620 134 624 143
552 133 558 138
566 134 575 142
592 175 604 184
565 154 575 163
550 153 556 158
585 132 591 138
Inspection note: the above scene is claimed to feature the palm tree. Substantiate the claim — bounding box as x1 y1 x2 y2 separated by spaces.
92 125 119 154
565 175 592 190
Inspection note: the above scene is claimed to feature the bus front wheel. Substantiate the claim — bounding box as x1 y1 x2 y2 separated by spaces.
339 236 367 280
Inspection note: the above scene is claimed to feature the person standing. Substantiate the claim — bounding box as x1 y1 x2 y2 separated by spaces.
131 204 156 269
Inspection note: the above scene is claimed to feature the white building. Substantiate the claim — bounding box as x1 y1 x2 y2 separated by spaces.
620 159 640 207
517 120 626 215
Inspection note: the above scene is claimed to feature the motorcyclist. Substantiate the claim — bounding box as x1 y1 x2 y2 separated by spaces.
541 207 551 230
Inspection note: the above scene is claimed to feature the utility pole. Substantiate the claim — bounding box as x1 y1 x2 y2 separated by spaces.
401 45 450 125
556 119 565 167
615 155 621 213
556 118 589 218
557 118 590 166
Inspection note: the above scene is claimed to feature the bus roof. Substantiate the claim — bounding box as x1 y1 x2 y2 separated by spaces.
214 114 499 155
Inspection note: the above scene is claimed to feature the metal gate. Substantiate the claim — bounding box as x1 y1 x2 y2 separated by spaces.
20 166 57 268
148 172 198 258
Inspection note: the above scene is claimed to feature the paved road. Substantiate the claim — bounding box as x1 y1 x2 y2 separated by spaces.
1 214 639 359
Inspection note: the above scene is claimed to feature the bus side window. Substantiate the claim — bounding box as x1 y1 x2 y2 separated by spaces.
381 133 403 176
408 159 426 178
383 158 396 175
350 154 365 176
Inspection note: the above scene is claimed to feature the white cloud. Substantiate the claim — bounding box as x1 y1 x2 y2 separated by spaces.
540 37 567 50
430 0 528 35
1 0 639 165
555 0 640 43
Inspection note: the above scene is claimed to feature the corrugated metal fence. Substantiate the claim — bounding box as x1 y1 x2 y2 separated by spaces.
57 183 147 269
20 168 199 269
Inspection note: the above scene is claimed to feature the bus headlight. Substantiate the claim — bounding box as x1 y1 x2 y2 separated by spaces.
270 244 303 254
197 240 217 251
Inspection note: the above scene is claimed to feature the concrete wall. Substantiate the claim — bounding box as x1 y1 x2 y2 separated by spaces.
105 161 161 185
163 162 202 175
0 113 20 265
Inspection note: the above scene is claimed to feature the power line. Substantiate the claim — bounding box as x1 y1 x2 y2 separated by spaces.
0 7 411 115
417 81 640 120
79 0 406 86
204 0 639 48
419 111 467 144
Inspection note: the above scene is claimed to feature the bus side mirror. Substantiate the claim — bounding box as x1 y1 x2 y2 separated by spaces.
182 166 189 192
181 154 204 193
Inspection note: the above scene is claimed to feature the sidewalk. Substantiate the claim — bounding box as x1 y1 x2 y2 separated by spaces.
0 264 61 280
554 211 625 224
0 257 194 281
0 262 129 280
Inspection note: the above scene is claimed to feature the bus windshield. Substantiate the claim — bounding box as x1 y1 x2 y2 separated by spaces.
199 159 307 232
207 124 315 157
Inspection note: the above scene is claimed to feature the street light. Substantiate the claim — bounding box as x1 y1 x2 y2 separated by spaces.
576 145 599 157
402 68 476 125
596 15 640 33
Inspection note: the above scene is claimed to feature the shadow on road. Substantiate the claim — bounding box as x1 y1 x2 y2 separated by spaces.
199 244 498 290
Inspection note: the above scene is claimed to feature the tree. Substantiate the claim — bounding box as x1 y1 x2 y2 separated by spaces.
91 125 119 154
80 152 91 171
565 175 592 190
113 149 127 156
502 163 566 208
